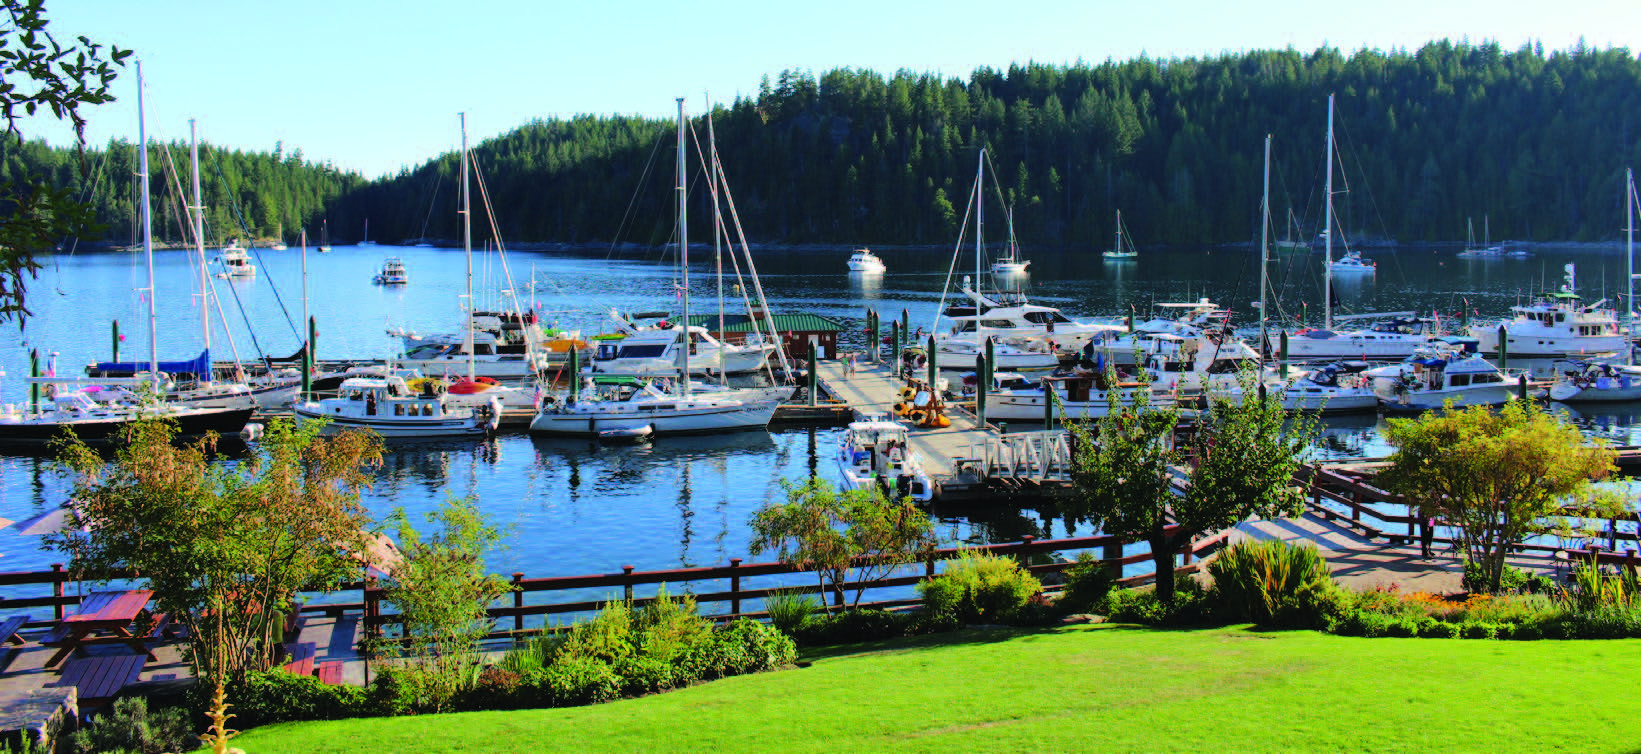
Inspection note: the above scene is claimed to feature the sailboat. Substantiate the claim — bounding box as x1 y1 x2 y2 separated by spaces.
271 223 288 251
360 218 376 246
1273 209 1307 251
530 98 782 438
317 219 332 253
990 209 1030 273
0 63 253 447
1101 209 1138 260
294 115 499 438
1285 96 1433 361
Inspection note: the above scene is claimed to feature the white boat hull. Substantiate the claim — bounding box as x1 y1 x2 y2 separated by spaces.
1548 383 1641 402
395 355 542 379
1373 384 1515 411
1285 334 1430 360
1472 329 1627 357
293 403 495 437
590 346 772 377
528 400 776 436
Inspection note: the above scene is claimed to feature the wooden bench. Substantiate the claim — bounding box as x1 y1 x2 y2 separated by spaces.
50 654 146 715
0 614 30 647
314 660 344 685
280 642 317 677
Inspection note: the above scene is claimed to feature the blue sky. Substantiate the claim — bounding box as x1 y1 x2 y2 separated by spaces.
19 0 1639 178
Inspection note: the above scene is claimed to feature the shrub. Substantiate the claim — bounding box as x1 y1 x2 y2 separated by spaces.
498 634 561 676
1057 552 1115 614
71 696 196 754
1385 617 1418 638
559 600 636 665
524 655 621 707
612 655 678 696
1459 621 1498 639
791 608 910 646
1523 573 1558 595
763 588 822 635
1463 560 1532 594
1102 576 1213 626
1418 619 1460 638
1207 539 1335 626
232 669 369 728
633 586 712 663
917 550 1043 624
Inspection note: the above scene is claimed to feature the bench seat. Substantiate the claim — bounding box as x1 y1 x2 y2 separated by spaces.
0 614 29 647
50 654 146 713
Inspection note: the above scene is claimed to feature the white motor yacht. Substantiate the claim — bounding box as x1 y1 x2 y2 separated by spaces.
1139 334 1267 397
984 371 1157 422
590 313 774 377
398 331 548 379
940 278 1123 353
1367 351 1518 411
373 257 408 285
218 242 255 278
1328 249 1375 274
293 375 500 438
1284 314 1440 360
529 378 783 438
1469 264 1627 357
846 248 887 273
1276 363 1379 413
837 417 935 502
1547 360 1641 402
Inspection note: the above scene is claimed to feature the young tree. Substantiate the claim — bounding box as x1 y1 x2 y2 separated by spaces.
750 478 937 608
379 495 512 712
1064 373 1315 604
1381 400 1618 593
1 1 130 324
47 417 383 685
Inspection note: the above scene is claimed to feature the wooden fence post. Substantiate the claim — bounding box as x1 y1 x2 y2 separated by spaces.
729 559 742 616
51 563 65 622
622 565 635 602
511 573 524 633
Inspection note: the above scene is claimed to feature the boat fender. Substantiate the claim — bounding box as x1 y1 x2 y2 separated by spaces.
893 401 911 416
934 414 952 428
477 376 498 385
899 386 916 400
908 409 929 425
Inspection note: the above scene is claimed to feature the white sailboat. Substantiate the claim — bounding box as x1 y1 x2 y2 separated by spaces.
530 99 781 438
360 218 376 246
317 219 332 253
271 223 287 251
991 210 1031 273
1101 209 1138 260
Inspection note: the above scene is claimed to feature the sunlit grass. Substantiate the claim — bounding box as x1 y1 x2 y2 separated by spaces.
235 625 1641 753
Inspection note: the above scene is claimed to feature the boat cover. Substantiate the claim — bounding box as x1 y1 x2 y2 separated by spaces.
89 349 210 377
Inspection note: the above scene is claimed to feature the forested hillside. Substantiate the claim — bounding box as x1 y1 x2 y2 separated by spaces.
7 41 1640 248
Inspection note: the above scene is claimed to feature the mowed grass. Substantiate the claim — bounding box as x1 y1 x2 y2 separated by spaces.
235 625 1641 753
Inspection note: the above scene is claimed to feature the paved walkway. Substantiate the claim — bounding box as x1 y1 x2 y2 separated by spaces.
1229 513 1566 594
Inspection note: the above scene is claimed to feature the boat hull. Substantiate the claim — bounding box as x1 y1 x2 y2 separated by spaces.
528 401 776 437
0 406 255 448
292 403 492 438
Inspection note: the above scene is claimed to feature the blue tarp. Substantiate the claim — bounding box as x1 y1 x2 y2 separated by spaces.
90 349 210 377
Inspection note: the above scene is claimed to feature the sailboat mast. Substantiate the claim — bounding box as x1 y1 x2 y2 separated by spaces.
1115 209 1122 254
190 119 211 385
976 149 985 290
1628 167 1635 366
461 113 474 382
137 61 159 389
1260 134 1272 355
708 104 726 386
1323 93 1335 331
677 98 690 396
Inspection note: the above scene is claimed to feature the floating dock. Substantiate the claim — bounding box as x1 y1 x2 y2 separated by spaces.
815 358 1072 501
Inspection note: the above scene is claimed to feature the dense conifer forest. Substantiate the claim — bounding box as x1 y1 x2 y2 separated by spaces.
5 41 1639 249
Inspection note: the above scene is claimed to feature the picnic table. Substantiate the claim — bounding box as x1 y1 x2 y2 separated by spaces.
43 590 158 669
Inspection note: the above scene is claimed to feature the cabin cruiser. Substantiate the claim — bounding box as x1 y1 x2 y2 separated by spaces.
293 375 500 438
589 312 774 377
1469 264 1627 357
394 310 592 369
846 248 886 273
1328 249 1375 273
1276 362 1378 413
837 417 935 502
218 242 255 278
1547 360 1641 402
983 370 1158 422
1367 349 1517 411
373 257 409 285
1139 334 1266 397
528 377 783 437
1090 299 1230 366
937 277 1122 356
397 331 549 379
1284 315 1441 360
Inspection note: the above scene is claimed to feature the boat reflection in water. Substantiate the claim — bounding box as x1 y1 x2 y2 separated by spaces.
1553 400 1641 446
1310 412 1387 460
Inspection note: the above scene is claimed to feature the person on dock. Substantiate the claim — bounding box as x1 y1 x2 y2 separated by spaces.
1421 515 1436 559
844 352 856 378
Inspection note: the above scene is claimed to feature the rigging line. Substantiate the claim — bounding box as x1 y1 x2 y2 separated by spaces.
470 154 528 328
206 145 301 345
605 127 669 260
418 170 443 243
931 167 980 336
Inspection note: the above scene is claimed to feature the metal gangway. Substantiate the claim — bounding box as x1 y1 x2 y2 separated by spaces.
966 430 1074 483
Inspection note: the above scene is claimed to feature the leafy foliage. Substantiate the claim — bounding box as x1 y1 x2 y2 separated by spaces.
1381 401 1618 593
70 696 195 754
1065 369 1314 603
0 0 129 324
762 587 822 634
916 550 1043 624
749 477 937 607
378 495 513 712
48 418 382 685
1057 552 1116 614
1207 539 1336 625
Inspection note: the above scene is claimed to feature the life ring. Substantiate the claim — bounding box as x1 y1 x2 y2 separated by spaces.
899 386 916 400
893 401 911 416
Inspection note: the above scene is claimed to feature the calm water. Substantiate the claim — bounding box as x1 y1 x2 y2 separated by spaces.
4 242 1640 581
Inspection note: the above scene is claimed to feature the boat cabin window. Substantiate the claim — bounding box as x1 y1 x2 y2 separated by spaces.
1449 374 1471 387
639 404 675 412
982 319 1016 329
954 322 978 333
618 344 668 359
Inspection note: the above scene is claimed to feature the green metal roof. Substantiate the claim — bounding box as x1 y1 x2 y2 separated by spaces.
685 312 847 333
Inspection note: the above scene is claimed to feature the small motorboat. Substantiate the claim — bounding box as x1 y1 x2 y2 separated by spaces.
597 423 654 442
847 248 886 274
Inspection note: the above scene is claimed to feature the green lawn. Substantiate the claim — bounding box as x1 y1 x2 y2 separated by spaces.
234 625 1641 753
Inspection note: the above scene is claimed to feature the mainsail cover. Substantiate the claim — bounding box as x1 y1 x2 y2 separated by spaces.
89 349 210 378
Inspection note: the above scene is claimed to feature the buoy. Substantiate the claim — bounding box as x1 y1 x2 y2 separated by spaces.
899 386 916 400
934 414 952 428
893 402 911 416
909 410 929 425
